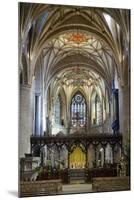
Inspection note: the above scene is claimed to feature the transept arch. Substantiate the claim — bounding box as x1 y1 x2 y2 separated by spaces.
90 89 103 126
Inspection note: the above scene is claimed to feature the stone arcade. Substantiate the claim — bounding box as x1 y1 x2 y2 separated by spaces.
19 3 130 197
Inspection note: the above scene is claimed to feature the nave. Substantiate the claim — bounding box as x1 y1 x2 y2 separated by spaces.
19 2 130 197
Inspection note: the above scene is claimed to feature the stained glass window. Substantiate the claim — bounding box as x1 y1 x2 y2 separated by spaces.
71 92 86 126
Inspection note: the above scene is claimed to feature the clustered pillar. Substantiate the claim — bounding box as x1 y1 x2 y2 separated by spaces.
19 84 34 157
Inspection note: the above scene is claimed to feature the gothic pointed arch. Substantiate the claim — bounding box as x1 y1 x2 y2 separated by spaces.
70 87 87 105
58 88 67 126
91 90 103 125
55 93 62 125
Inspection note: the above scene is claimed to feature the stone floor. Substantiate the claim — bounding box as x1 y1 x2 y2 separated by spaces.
59 183 93 194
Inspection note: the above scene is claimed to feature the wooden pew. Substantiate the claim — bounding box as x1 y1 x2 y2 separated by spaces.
92 176 130 192
19 179 62 197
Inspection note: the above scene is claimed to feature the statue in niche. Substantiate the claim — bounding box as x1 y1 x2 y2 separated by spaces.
97 160 101 168
117 156 127 176
46 117 50 134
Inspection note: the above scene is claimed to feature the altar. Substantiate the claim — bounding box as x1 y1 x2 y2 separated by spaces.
69 146 86 169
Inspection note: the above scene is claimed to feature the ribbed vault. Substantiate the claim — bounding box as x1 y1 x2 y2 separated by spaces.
19 3 130 166
19 3 130 90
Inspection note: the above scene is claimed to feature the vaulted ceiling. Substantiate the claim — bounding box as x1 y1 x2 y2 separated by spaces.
19 3 130 91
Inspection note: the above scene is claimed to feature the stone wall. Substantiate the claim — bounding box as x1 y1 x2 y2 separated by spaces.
90 118 110 134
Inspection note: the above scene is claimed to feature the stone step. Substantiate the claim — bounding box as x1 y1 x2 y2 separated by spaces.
70 180 85 184
69 169 86 184
70 177 85 181
69 172 85 175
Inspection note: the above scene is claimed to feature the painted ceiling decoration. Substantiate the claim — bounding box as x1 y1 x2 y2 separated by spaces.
65 32 90 43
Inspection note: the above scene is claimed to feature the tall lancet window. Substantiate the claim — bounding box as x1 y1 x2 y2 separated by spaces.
55 95 61 124
95 95 102 125
71 92 86 127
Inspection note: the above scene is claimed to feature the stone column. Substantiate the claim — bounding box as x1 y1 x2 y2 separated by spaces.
118 84 130 152
42 89 47 135
108 100 113 133
19 84 34 157
35 94 41 135
43 102 47 134
87 96 91 133
66 95 70 134
102 100 104 133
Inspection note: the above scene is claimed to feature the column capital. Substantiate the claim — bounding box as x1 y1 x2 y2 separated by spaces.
20 83 32 90
117 77 125 87
118 77 129 90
